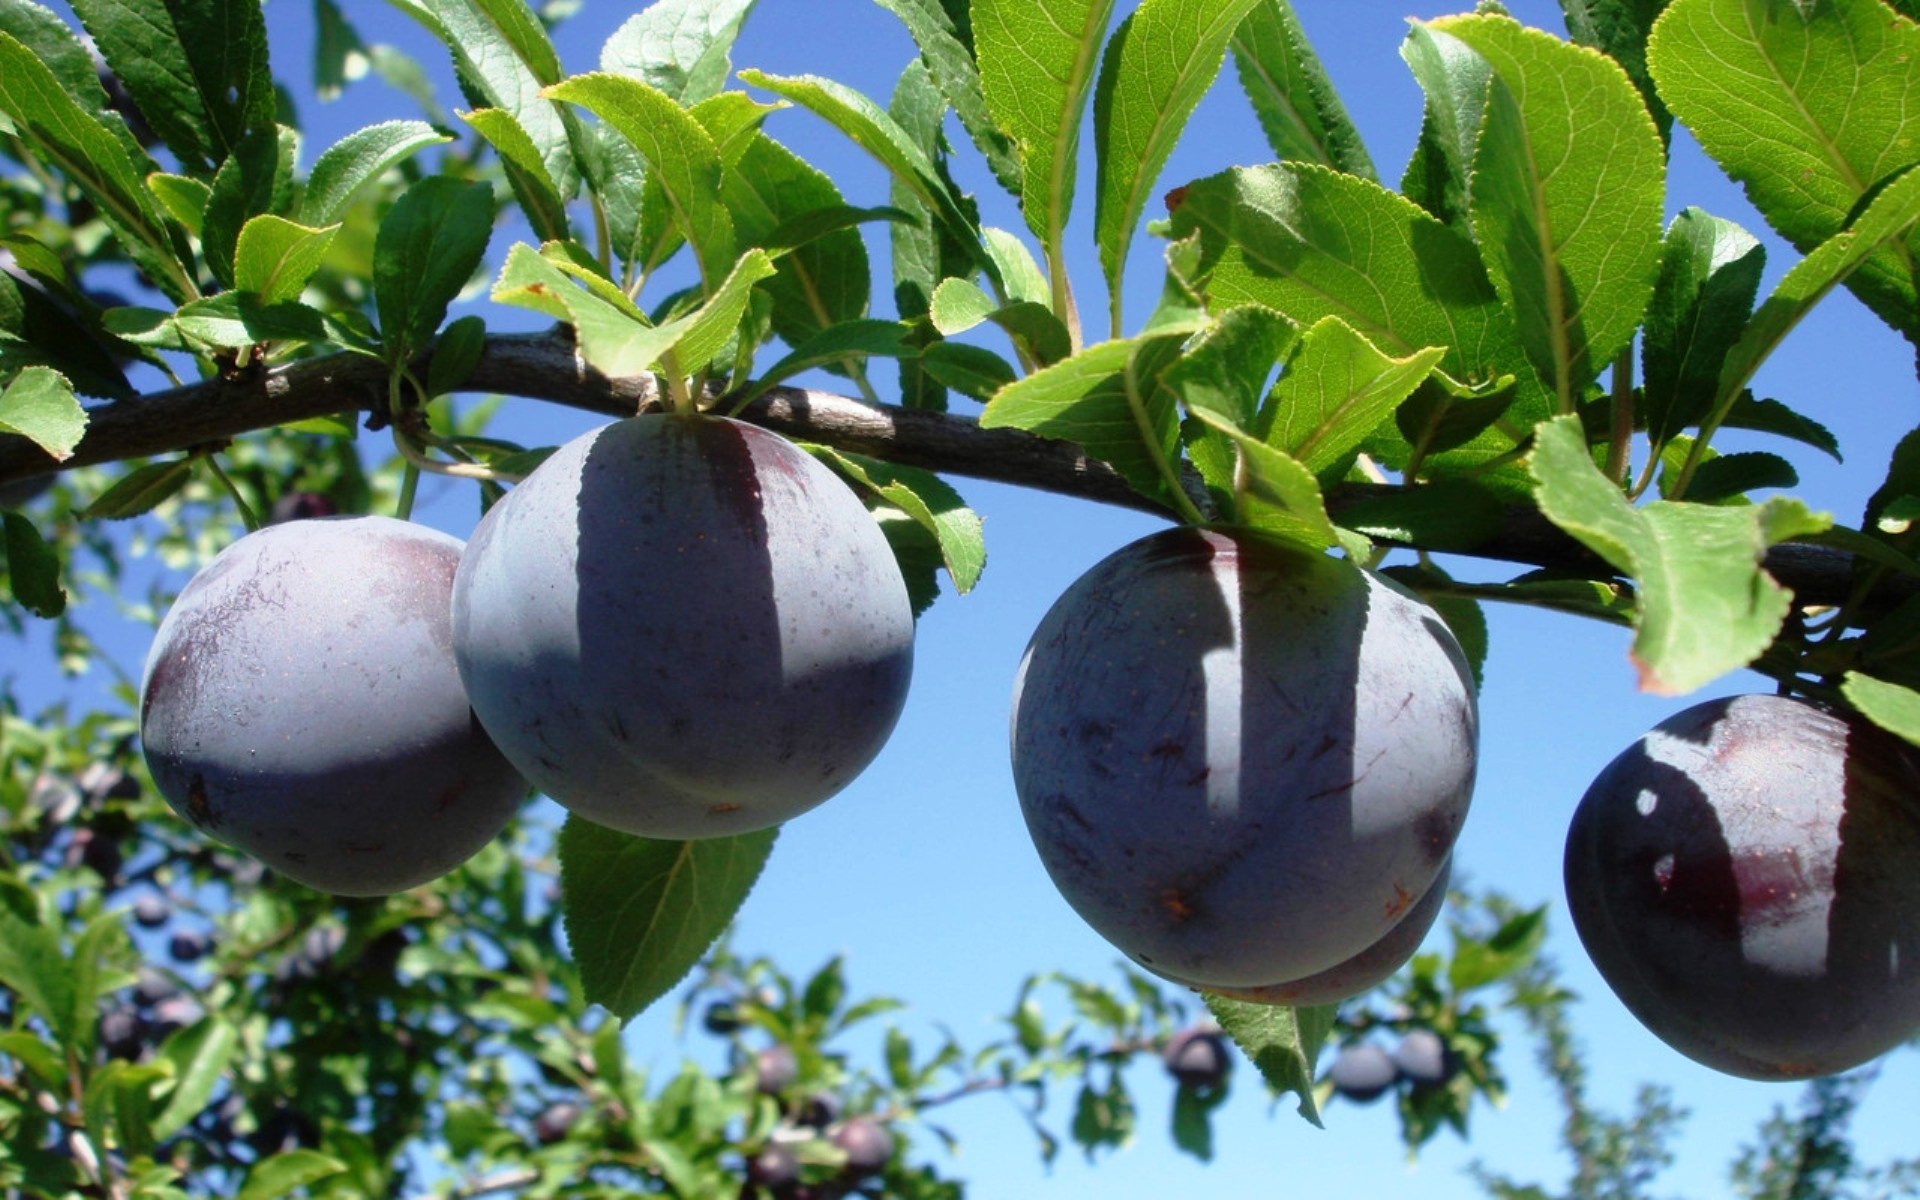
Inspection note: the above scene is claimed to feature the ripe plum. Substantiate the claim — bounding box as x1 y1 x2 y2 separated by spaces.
451 414 914 838
1012 527 1476 987
1565 693 1920 1080
139 517 528 895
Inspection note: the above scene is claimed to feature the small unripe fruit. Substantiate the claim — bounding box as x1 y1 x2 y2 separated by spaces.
451 414 914 839
1327 1044 1398 1103
1565 693 1920 1080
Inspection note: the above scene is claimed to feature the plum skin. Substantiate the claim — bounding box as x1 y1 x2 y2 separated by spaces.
1012 527 1477 988
451 414 914 839
1565 693 1920 1081
139 517 528 896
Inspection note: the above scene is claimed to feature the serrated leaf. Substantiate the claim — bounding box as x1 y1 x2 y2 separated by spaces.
0 366 86 461
2 509 64 617
1648 0 1920 335
0 2 100 109
874 0 1021 194
886 58 966 412
983 227 1051 308
415 0 577 196
151 1019 238 1142
373 175 495 363
232 215 338 306
236 1150 347 1200
1530 414 1830 693
1429 13 1665 410
1558 0 1674 143
83 458 190 520
491 242 659 375
739 68 987 282
980 326 1201 500
741 320 914 405
201 124 298 291
975 0 1116 261
600 0 756 103
1262 316 1445 475
724 134 873 354
658 247 777 377
1092 0 1262 332
1672 449 1798 505
1642 207 1766 447
1230 0 1376 179
807 446 985 593
920 341 1017 401
71 0 272 176
1170 163 1547 469
1720 394 1840 461
147 171 211 235
1842 671 1920 745
1399 21 1492 232
0 897 74 1037
302 119 450 227
1163 302 1298 429
546 72 735 289
1204 994 1332 1126
560 820 777 1020
461 107 572 244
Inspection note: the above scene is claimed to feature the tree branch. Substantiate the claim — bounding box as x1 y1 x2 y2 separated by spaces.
0 329 1905 612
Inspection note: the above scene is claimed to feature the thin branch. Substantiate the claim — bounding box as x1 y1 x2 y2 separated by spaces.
0 328 1908 613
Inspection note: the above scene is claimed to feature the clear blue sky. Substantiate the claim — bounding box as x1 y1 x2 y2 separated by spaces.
14 1 1919 1195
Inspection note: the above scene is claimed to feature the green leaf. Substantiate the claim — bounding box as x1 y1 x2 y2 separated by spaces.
1215 426 1350 551
0 1031 65 1091
546 72 735 289
201 124 298 291
0 31 187 300
151 1019 239 1142
0 2 101 109
739 68 987 283
2 509 64 617
1428 13 1665 411
983 227 1052 309
660 247 780 377
974 0 1116 258
1204 994 1333 1127
980 324 1202 500
1720 394 1839 461
1648 0 1920 335
1170 1082 1224 1161
1092 0 1262 331
1671 449 1798 505
741 320 914 405
147 171 212 236
1530 414 1830 694
1261 316 1445 475
71 0 273 176
1229 0 1377 179
1162 302 1298 430
104 293 329 355
415 0 577 196
724 134 872 354
930 277 998 335
427 315 487 399
807 446 986 593
920 341 1018 401
886 58 965 412
1169 163 1549 468
373 175 495 363
559 820 778 1021
83 458 191 520
1558 0 1674 143
1336 480 1507 553
236 1150 348 1200
1399 21 1492 232
600 0 756 103
232 216 338 306
0 897 75 1039
301 120 451 227
462 106 572 244
1641 207 1766 447
0 366 86 462
491 242 659 375
1842 671 1920 745
874 0 1022 194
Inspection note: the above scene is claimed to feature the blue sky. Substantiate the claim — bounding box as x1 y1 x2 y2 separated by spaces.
12 0 1920 1195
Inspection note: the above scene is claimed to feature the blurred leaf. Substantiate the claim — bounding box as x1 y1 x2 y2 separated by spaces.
373 175 495 362
236 1150 348 1200
1170 1081 1226 1162
2 509 64 617
1230 0 1376 179
1429 13 1665 410
1205 995 1333 1127
1648 0 1920 335
1531 414 1830 694
1092 0 1261 327
82 459 191 520
152 1019 240 1141
560 820 778 1021
0 898 75 1041
0 366 86 461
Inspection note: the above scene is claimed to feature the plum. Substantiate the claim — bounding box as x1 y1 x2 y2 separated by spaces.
451 414 914 839
139 517 528 895
829 1116 893 1177
1392 1029 1450 1088
745 1143 800 1188
1327 1043 1399 1103
754 1044 799 1094
1201 857 1452 1008
1160 1026 1232 1090
1012 527 1476 988
1565 693 1920 1080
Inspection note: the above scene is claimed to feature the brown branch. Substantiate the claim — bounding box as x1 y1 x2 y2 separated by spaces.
0 329 1905 612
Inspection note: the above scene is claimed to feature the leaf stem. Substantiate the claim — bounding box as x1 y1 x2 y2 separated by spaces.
1123 348 1205 526
198 452 260 532
1605 347 1635 487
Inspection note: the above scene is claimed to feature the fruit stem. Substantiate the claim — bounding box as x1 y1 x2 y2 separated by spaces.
197 453 259 532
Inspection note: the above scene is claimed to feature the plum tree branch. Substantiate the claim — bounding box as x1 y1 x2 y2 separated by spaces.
0 328 1902 612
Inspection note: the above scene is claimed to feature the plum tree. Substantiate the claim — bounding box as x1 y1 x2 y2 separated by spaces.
1201 857 1453 1007
1565 693 1920 1080
451 414 915 839
1012 526 1476 987
139 517 529 895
